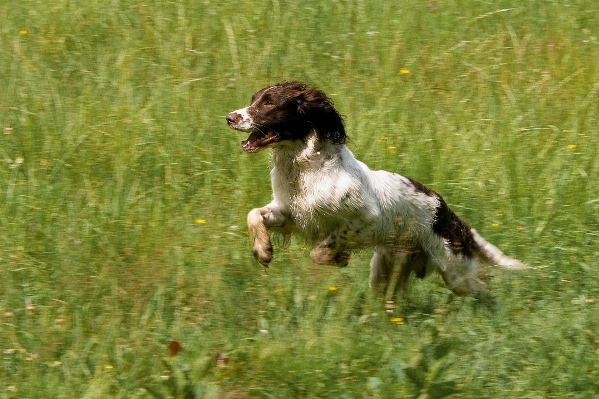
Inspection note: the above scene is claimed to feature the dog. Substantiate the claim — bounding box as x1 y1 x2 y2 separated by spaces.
226 81 524 297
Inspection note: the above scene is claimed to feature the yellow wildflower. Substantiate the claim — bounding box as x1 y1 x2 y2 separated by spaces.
196 219 206 224
567 144 576 149
399 69 410 75
390 317 404 324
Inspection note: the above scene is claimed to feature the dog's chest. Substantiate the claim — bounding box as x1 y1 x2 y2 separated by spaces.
270 152 364 230
271 160 345 210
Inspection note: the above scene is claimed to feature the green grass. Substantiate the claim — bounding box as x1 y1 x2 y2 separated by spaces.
1 0 599 397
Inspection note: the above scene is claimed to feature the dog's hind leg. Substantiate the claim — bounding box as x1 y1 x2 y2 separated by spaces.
369 247 395 290
371 246 429 302
247 203 287 267
391 249 429 298
434 246 487 296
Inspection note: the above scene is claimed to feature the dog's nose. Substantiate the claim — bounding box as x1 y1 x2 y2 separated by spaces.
226 112 241 125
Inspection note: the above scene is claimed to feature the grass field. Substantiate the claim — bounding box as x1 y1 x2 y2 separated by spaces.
1 0 599 397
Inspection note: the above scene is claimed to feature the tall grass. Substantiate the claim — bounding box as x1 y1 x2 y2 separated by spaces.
1 0 598 397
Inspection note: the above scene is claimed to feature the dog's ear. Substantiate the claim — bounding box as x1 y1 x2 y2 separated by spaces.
296 88 346 145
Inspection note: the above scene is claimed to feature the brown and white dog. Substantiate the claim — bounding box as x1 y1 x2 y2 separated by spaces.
226 81 524 297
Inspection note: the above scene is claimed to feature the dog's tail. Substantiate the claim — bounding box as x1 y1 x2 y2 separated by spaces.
471 229 526 269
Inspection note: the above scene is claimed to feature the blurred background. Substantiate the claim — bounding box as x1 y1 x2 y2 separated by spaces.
1 1 598 397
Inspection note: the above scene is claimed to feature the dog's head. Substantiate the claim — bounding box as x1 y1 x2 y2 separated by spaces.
226 81 346 153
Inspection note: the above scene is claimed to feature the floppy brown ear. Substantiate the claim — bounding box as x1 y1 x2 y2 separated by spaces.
296 88 346 145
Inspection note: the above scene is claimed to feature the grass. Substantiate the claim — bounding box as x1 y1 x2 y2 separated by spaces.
1 0 599 397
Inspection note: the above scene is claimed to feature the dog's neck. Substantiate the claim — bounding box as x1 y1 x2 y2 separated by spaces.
270 131 339 167
268 131 350 228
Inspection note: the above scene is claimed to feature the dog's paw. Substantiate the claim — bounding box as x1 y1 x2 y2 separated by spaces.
253 243 273 267
310 247 350 267
247 216 273 267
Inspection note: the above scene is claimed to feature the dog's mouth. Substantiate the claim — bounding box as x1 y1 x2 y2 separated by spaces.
241 130 280 153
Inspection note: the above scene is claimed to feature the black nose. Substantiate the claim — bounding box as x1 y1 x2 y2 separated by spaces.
226 112 241 125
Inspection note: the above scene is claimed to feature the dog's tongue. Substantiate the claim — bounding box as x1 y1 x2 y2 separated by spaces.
241 139 257 152
241 131 279 153
241 131 264 153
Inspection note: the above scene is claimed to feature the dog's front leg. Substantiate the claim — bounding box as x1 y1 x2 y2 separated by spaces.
310 245 351 266
310 230 351 267
247 204 287 266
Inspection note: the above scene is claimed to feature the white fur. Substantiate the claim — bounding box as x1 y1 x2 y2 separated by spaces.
228 107 253 131
230 82 525 298
246 132 524 297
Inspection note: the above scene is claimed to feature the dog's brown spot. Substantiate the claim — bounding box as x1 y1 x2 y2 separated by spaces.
406 177 478 257
432 197 478 257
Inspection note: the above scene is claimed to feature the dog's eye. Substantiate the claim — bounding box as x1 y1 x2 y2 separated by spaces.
264 100 274 106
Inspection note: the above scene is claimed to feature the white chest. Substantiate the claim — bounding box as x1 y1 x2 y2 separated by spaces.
270 142 377 235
